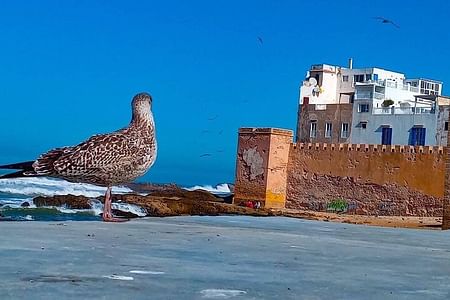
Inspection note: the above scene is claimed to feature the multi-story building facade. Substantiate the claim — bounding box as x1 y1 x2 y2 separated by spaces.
296 60 447 146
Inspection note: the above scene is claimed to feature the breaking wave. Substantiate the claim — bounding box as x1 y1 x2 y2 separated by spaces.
184 183 232 195
0 177 132 198
0 177 142 220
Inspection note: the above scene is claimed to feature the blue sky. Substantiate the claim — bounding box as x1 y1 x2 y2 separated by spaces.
0 0 449 186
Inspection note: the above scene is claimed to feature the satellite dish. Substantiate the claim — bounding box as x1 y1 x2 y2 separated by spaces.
308 77 318 86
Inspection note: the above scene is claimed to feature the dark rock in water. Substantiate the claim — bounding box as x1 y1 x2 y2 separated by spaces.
31 187 272 218
111 209 139 219
150 189 222 203
21 202 30 207
218 194 234 204
124 182 180 194
33 195 91 209
114 194 271 217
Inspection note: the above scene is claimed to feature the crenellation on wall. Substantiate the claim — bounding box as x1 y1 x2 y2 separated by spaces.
285 144 446 216
288 143 445 197
235 127 448 218
292 142 444 154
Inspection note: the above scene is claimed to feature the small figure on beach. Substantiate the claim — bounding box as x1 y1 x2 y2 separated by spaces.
0 92 157 222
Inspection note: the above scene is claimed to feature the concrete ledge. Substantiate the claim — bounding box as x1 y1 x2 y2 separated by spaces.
239 127 293 137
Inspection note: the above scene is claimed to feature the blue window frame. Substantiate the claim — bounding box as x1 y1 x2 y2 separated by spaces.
409 127 426 146
381 127 392 145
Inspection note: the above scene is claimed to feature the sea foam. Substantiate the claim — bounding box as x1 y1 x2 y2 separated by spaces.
199 289 247 298
0 177 132 198
184 183 231 195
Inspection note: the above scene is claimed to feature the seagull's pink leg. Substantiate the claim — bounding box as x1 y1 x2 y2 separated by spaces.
102 186 128 222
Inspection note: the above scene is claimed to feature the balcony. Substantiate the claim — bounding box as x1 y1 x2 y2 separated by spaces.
356 80 420 93
355 91 384 100
372 107 435 115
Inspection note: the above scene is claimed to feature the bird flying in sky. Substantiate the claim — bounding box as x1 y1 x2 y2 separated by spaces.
374 17 400 28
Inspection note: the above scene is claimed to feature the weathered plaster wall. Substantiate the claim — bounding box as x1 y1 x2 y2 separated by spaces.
235 127 448 217
286 173 443 217
234 129 270 205
234 128 293 208
286 143 445 216
265 132 292 208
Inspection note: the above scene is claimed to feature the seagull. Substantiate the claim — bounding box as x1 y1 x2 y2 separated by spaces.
373 16 400 28
0 92 157 222
257 36 263 45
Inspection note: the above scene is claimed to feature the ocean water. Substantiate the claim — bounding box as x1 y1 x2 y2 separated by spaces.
0 177 231 221
0 177 134 221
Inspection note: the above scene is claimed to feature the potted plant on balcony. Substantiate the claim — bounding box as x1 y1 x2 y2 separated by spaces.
382 99 394 107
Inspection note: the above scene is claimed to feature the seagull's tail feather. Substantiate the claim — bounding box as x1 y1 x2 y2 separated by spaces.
0 161 35 170
0 161 39 179
0 170 30 179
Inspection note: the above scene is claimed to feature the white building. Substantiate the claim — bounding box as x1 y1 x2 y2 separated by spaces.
299 59 443 107
299 59 409 106
297 59 445 146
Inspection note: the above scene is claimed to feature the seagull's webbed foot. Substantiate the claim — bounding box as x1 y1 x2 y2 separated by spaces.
101 186 129 223
102 213 129 222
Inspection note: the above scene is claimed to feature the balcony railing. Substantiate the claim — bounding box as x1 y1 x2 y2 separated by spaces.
372 107 435 115
355 91 385 100
356 80 420 93
374 92 384 99
355 91 373 99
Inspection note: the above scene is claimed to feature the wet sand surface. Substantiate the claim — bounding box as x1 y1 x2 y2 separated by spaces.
1 216 450 299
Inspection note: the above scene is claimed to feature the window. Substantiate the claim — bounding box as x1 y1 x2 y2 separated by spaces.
354 74 364 83
341 123 349 138
373 74 379 81
445 122 449 131
382 127 392 145
325 123 332 138
342 75 349 82
358 103 370 113
360 122 367 129
310 121 317 138
366 74 372 81
409 127 426 146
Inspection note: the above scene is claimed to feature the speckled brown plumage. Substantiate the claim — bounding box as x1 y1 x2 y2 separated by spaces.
1 92 157 186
